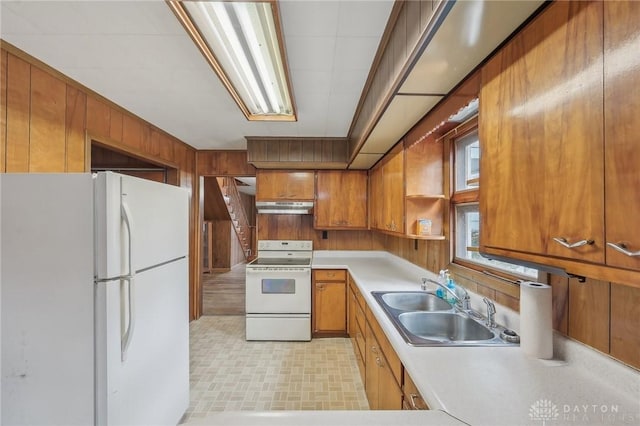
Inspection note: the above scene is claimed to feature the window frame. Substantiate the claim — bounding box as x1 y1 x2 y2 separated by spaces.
446 116 537 281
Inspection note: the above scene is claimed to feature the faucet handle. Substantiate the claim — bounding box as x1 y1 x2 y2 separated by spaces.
482 297 495 311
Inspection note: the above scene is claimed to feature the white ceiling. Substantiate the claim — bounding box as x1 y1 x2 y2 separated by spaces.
0 0 394 150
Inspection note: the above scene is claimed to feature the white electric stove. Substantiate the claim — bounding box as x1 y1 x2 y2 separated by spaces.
245 240 313 341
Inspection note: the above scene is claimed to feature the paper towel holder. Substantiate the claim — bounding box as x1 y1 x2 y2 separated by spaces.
568 273 586 283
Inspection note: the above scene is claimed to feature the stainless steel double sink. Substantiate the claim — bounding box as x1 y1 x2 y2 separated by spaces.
372 291 519 347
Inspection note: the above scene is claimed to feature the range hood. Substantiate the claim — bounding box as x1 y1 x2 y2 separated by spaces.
256 201 314 215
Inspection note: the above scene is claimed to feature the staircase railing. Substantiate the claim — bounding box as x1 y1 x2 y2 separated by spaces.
217 177 252 260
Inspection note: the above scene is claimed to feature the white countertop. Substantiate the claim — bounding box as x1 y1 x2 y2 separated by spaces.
185 409 465 426
312 251 640 426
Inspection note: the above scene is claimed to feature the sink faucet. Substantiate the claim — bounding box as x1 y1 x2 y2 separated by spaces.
483 297 496 328
422 278 471 311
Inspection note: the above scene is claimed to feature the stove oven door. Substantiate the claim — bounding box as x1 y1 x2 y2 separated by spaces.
245 266 311 341
245 266 311 314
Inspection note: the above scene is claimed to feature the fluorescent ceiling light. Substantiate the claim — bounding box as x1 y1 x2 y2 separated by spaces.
167 1 296 121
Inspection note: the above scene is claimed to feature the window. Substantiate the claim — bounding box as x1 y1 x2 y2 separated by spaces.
450 120 537 278
455 131 479 191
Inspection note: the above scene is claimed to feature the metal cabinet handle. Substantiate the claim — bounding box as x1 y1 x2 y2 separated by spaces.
409 393 422 410
552 237 594 249
316 283 324 290
607 242 640 257
375 356 385 367
371 345 378 354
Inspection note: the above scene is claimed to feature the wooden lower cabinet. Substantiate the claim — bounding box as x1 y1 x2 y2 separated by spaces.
402 370 429 410
347 279 407 410
348 280 366 384
312 269 347 337
365 323 403 410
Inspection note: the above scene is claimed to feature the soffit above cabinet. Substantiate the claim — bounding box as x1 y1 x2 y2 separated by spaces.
399 1 545 95
358 95 443 155
349 153 384 170
349 0 546 168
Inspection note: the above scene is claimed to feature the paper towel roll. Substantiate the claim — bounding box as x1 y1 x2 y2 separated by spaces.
519 281 553 359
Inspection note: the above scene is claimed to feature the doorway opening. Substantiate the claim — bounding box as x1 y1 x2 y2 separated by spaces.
201 176 256 315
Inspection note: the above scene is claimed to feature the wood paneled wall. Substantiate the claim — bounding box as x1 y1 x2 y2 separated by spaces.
257 214 382 251
197 150 256 176
246 137 348 169
1 43 201 320
550 275 640 369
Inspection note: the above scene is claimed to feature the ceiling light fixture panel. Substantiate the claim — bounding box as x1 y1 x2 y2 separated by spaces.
167 0 296 121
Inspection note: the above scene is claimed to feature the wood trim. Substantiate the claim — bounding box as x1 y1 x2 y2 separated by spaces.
89 134 180 170
451 189 479 204
437 115 479 144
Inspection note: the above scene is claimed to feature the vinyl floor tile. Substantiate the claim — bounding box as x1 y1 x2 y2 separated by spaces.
184 316 369 421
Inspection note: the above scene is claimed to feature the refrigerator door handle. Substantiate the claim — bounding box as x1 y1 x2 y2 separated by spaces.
121 200 136 362
120 276 136 362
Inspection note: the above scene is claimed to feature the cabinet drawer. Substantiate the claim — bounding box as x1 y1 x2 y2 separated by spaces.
314 269 346 281
350 280 366 310
355 302 366 337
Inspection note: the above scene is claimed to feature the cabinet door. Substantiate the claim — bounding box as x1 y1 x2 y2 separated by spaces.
313 281 346 334
256 170 315 201
377 356 403 410
604 1 640 270
348 285 358 338
315 171 368 229
369 165 383 230
403 370 429 410
382 147 404 234
365 324 380 410
479 1 604 263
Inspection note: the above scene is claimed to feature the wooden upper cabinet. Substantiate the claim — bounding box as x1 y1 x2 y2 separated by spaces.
315 170 368 229
255 170 315 201
479 1 605 264
604 1 640 271
381 145 405 234
369 164 384 231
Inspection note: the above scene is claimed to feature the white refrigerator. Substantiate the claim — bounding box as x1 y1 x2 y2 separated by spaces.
1 172 190 425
